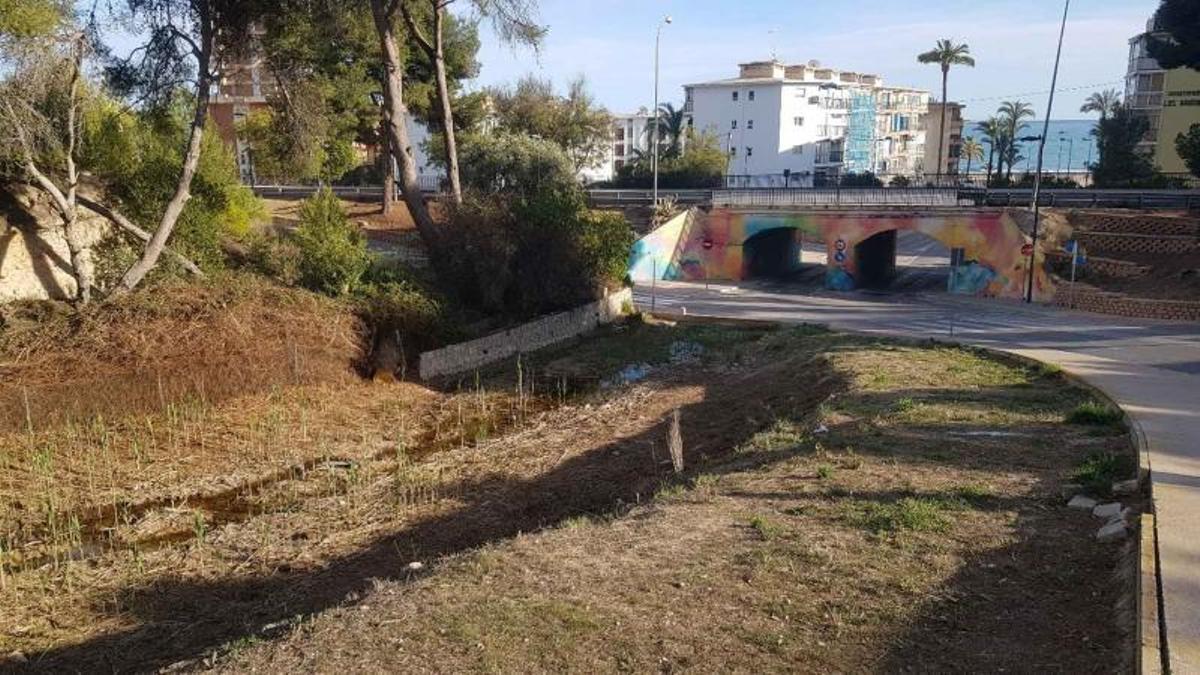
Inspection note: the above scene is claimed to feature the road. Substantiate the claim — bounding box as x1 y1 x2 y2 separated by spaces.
636 280 1200 673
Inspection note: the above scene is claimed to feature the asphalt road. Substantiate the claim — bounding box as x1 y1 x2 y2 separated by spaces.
636 280 1200 672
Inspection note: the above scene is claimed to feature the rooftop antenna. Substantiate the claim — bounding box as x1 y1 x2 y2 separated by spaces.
768 28 778 61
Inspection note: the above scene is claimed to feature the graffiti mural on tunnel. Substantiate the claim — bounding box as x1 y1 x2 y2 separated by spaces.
629 208 1055 301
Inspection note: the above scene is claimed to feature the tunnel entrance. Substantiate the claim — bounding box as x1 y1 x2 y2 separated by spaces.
743 228 803 279
854 229 951 292
854 230 897 289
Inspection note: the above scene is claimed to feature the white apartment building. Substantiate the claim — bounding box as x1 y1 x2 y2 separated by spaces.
578 111 655 184
684 60 929 186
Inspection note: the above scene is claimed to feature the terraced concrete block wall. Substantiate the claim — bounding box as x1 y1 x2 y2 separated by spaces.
1076 232 1198 257
1056 286 1200 322
1075 213 1199 237
419 288 632 380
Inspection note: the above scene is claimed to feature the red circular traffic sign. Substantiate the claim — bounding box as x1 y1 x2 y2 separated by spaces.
1021 243 1034 257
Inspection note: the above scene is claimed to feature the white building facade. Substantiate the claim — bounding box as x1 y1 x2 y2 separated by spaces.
684 60 929 186
578 111 655 184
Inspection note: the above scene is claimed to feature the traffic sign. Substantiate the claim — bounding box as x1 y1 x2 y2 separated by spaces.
1021 243 1034 257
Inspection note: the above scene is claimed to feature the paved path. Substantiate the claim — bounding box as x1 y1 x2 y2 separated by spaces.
638 281 1200 672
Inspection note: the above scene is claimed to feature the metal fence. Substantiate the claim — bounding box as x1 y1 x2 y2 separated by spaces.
253 183 1200 211
712 188 965 208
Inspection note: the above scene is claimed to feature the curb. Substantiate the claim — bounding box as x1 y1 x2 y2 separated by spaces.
1140 512 1164 675
649 309 1165 672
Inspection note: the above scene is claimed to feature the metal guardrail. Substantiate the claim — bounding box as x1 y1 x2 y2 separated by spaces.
253 184 1200 211
713 188 964 208
585 189 712 206
962 188 1200 210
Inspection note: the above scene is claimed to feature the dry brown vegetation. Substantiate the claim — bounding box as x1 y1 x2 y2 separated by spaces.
0 312 1139 673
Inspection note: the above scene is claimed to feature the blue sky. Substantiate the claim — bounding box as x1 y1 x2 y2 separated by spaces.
469 0 1161 121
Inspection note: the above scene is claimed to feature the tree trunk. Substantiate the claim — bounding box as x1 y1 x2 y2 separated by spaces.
113 7 215 295
381 123 397 216
936 67 948 182
986 145 995 185
371 0 440 247
77 195 204 277
431 5 462 204
401 1 463 204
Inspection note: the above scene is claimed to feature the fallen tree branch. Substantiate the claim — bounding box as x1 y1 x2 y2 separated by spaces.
76 194 205 278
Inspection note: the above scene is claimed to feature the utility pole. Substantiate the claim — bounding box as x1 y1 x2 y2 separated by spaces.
1025 0 1070 304
652 16 672 207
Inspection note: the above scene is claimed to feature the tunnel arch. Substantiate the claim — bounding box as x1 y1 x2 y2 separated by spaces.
742 228 803 279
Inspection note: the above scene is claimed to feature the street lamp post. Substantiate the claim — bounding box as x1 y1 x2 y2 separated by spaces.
1025 0 1071 304
652 15 673 207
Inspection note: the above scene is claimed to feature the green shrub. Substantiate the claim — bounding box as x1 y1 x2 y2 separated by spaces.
82 97 266 274
1073 451 1135 496
1066 401 1124 427
354 281 446 354
440 186 633 317
293 188 371 296
247 234 303 286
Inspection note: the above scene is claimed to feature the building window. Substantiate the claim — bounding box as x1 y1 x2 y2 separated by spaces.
729 146 737 157
793 116 804 126
732 91 739 101
809 96 820 105
792 145 804 155
748 90 756 101
731 120 738 129
746 147 754 157
747 119 754 130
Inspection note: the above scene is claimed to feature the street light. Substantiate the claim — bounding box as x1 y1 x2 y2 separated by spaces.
652 15 672 207
1025 0 1071 304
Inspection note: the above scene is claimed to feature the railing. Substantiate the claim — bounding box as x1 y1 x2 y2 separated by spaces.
962 188 1200 210
585 189 713 206
253 183 1200 211
714 188 964 208
253 177 442 199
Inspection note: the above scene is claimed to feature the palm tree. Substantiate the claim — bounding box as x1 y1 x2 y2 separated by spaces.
996 100 1035 181
975 117 1002 185
1081 89 1121 121
960 136 984 182
918 39 976 178
646 102 687 159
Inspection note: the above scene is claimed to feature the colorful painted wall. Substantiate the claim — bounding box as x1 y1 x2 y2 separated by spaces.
629 208 1055 301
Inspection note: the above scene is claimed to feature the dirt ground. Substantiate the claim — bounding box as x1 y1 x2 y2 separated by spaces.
0 319 1139 673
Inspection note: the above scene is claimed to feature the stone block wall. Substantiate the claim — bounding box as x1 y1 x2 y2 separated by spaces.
1055 284 1200 322
1075 213 1199 237
419 288 632 380
1076 232 1197 257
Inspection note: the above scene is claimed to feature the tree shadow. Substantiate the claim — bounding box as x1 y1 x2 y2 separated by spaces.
15 345 1135 673
21 352 846 672
0 190 72 300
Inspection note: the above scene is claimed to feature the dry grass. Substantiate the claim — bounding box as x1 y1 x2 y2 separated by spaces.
0 320 1139 673
0 274 364 431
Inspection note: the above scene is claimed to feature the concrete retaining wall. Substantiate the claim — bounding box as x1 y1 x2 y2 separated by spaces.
419 288 632 380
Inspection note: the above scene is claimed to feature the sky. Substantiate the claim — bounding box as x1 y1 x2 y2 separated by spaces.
468 0 1161 121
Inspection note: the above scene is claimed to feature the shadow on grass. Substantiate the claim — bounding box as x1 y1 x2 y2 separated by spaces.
16 336 1134 673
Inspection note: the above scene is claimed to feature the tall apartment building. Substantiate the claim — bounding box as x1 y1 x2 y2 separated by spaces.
208 37 443 186
578 111 655 184
925 102 965 175
209 45 275 183
1126 15 1200 175
683 60 929 185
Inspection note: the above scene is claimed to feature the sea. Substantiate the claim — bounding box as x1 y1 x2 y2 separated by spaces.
961 119 1098 174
